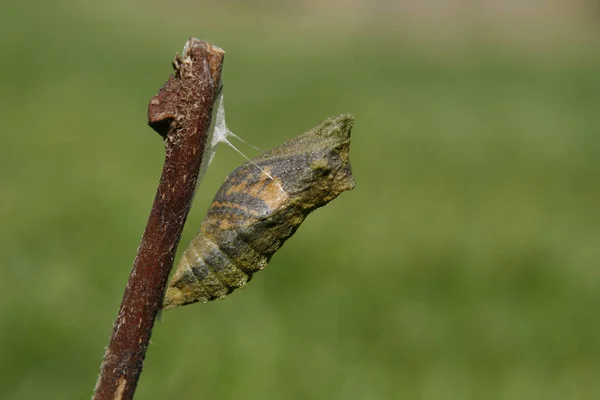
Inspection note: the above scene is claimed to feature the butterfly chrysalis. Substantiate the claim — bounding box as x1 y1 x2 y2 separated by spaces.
163 114 355 310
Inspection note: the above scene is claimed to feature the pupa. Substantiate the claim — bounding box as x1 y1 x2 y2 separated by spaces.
163 114 355 309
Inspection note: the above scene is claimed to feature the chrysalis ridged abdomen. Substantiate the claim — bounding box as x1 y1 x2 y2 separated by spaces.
163 114 355 309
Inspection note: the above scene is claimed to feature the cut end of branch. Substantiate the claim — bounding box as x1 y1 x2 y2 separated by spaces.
147 38 225 138
183 38 225 60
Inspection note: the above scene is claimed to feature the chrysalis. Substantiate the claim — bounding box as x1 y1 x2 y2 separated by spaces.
163 114 355 309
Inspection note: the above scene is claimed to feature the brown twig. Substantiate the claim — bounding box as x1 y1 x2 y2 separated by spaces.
93 38 224 400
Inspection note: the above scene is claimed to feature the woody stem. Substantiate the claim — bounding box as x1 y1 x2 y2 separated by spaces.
92 39 224 400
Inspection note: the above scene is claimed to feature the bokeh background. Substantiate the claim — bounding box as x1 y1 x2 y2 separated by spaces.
2 1 599 398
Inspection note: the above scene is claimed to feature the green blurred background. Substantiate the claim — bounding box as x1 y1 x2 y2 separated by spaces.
1 1 599 398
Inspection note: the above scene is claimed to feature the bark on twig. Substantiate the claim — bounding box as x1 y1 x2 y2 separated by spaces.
93 39 224 400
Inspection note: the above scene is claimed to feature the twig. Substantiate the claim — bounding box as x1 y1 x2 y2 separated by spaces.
93 38 224 400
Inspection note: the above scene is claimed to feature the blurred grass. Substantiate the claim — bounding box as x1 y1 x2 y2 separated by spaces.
1 1 600 399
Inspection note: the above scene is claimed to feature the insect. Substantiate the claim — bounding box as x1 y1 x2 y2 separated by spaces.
162 114 355 310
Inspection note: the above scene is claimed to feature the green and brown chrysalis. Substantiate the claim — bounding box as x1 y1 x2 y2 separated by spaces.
163 114 355 310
